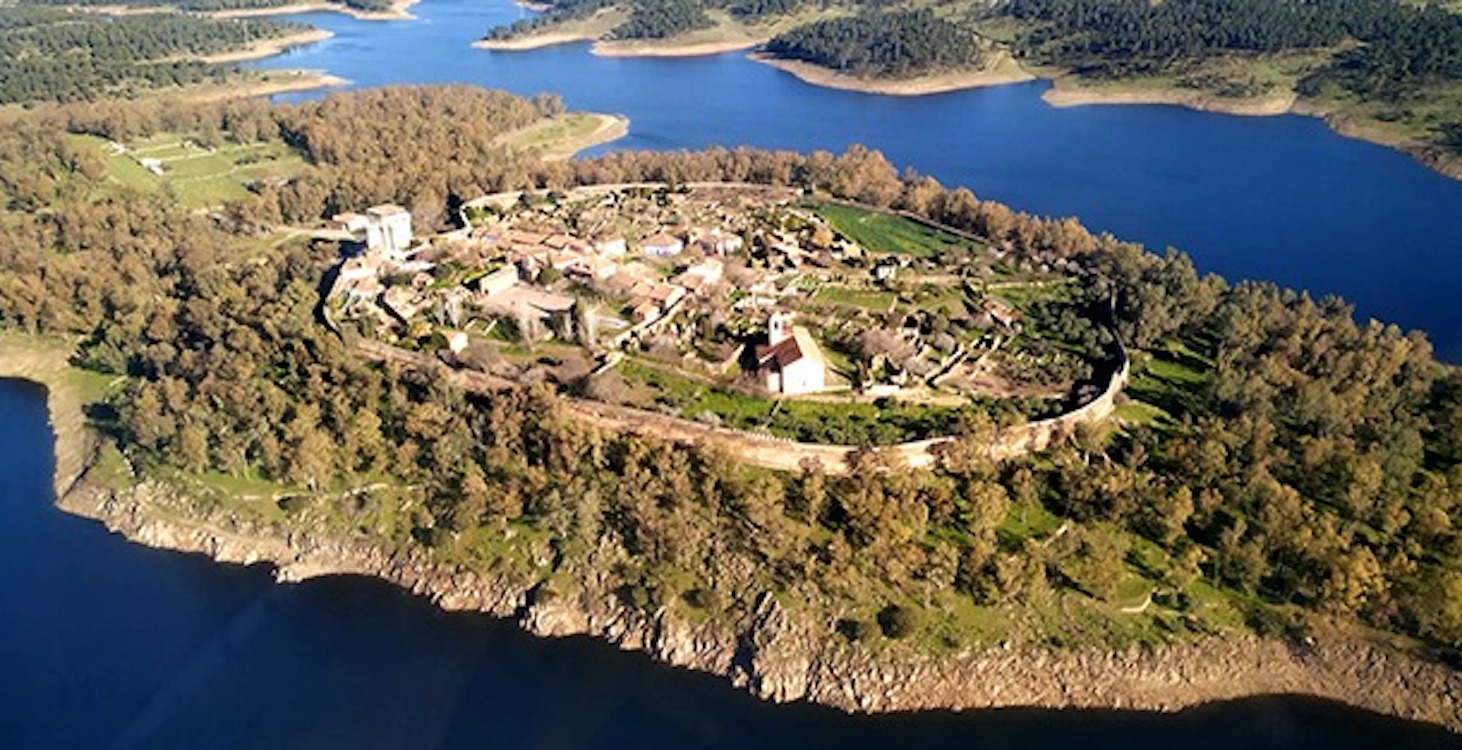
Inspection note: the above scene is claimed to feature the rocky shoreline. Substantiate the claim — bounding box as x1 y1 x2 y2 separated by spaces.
54 473 1462 732
3 300 1458 735
750 53 1035 97
1043 81 1462 181
470 20 1460 181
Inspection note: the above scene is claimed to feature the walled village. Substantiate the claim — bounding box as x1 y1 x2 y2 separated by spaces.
326 184 1123 449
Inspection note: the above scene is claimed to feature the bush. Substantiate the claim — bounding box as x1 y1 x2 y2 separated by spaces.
836 617 879 643
876 604 919 639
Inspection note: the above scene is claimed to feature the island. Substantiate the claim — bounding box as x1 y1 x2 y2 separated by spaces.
0 83 1458 731
478 0 1462 179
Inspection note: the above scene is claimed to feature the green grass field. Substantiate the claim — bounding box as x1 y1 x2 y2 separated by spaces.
77 133 307 209
1124 338 1214 431
813 284 898 311
617 357 973 445
497 112 621 159
813 202 978 258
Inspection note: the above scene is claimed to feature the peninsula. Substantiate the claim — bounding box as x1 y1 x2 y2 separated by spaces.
1 85 1458 731
0 3 347 103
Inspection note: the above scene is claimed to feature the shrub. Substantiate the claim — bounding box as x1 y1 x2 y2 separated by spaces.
876 604 919 639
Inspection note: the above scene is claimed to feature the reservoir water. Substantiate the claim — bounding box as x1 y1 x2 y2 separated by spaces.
5 2 1462 746
0 380 1456 749
250 0 1462 360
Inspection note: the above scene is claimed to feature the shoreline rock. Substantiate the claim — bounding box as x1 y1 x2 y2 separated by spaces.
53 474 1462 733
750 53 1036 96
196 28 335 64
1042 80 1462 181
1 342 1454 733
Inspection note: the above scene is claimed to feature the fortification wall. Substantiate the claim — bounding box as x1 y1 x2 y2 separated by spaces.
355 340 1130 475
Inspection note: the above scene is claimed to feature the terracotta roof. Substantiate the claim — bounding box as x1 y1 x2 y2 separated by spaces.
756 336 805 369
649 284 680 303
756 327 826 370
644 233 682 248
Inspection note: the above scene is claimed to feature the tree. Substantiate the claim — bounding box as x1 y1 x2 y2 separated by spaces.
452 465 491 530
176 421 210 474
876 603 919 639
287 427 336 490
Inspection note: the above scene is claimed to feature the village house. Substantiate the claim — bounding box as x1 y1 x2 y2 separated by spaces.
642 232 684 257
594 236 628 257
562 255 619 283
631 300 661 324
472 265 520 297
483 287 576 328
692 228 744 256
753 311 828 396
648 282 685 310
673 258 725 293
331 211 369 235
382 287 424 323
337 255 378 283
983 298 1022 330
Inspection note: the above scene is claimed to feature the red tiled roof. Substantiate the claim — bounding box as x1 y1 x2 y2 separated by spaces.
756 337 805 369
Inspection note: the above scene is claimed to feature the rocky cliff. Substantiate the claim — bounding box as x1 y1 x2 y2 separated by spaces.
57 477 1462 732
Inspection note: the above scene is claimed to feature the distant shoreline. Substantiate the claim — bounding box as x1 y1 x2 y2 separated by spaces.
52 0 419 21
474 35 759 58
1040 79 1297 117
1041 78 1462 180
403 13 1452 181
746 51 1460 180
213 0 419 22
555 113 630 158
197 28 335 64
496 112 631 159
592 38 757 58
189 70 350 102
473 32 593 52
749 53 1035 96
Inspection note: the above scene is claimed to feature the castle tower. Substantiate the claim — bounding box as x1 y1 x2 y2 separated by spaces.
366 204 413 259
768 310 793 346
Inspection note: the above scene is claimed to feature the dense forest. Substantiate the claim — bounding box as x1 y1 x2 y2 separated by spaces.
1003 0 1462 154
484 0 810 41
614 0 715 38
0 86 1458 663
1006 0 1462 93
764 10 984 77
0 6 306 103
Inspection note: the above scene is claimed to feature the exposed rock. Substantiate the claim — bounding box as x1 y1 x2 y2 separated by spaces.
56 480 1462 732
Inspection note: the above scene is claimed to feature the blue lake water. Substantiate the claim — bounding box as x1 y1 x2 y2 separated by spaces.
5 2 1462 746
250 0 1462 359
0 381 1456 748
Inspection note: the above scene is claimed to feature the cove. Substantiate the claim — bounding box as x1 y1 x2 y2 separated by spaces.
247 0 1462 359
1 379 1457 747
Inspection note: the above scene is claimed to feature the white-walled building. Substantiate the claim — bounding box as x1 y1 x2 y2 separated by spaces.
754 311 827 396
595 237 628 257
642 233 684 257
365 204 413 258
333 204 415 259
473 265 520 297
